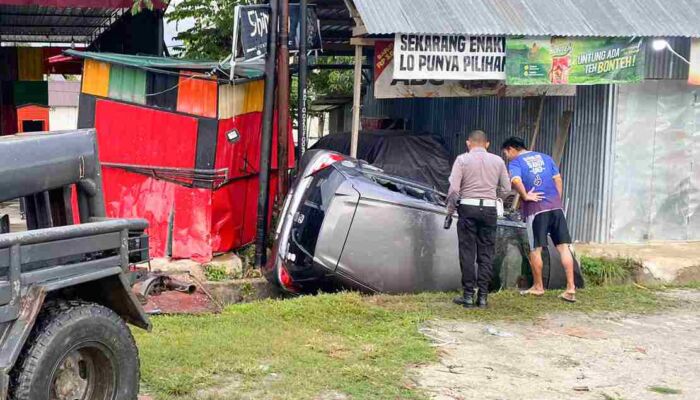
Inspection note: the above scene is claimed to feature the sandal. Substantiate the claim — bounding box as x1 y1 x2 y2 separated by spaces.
559 292 577 303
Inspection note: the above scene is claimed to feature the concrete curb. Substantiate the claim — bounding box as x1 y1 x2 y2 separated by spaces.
205 278 283 305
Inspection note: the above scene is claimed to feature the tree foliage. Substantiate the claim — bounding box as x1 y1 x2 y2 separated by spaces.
307 56 354 98
166 0 244 59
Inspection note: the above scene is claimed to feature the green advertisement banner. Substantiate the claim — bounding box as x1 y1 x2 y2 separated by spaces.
506 37 645 85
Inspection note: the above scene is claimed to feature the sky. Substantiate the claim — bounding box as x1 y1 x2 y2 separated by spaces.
163 0 195 52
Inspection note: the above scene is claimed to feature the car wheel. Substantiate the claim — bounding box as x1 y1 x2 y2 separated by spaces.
10 300 140 400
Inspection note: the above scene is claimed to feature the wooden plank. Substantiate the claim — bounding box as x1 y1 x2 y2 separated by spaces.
350 37 376 46
553 111 574 166
529 94 547 150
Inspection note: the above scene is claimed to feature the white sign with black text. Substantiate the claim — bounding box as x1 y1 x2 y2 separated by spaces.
393 34 506 81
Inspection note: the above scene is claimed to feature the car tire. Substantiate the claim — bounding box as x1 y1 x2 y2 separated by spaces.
10 300 140 400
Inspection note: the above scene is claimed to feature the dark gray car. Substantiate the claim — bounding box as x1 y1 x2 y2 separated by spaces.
264 150 581 295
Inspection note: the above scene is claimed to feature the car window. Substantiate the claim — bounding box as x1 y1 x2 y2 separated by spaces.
289 166 346 266
359 170 446 207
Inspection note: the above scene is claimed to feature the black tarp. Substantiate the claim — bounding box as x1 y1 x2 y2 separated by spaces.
312 130 452 192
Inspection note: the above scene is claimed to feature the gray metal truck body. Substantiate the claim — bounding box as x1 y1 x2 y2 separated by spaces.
0 129 150 400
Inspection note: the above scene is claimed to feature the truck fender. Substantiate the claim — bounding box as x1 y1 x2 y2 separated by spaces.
0 286 46 400
63 273 152 331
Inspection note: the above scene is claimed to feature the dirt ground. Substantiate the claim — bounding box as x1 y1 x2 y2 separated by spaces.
413 290 700 400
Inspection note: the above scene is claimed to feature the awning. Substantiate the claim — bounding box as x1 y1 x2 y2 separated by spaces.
64 50 266 80
352 0 700 38
0 1 165 8
0 0 166 44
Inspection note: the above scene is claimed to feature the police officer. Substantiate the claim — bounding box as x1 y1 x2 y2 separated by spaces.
446 130 511 308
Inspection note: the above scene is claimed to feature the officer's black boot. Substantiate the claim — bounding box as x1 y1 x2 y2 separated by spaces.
477 292 488 308
453 291 475 308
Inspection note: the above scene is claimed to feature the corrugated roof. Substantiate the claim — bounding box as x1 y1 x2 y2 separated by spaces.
64 50 266 80
0 1 166 44
352 0 700 37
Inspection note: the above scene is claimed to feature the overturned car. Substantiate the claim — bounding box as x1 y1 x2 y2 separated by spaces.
264 151 582 295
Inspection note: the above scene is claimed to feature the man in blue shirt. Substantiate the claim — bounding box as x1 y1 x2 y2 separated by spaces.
501 137 577 303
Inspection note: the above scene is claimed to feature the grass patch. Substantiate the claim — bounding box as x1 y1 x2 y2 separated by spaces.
135 286 669 399
648 386 682 395
580 256 639 286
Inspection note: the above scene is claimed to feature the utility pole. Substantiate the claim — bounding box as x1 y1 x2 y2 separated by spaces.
277 0 290 201
350 43 362 158
297 0 308 160
254 0 280 268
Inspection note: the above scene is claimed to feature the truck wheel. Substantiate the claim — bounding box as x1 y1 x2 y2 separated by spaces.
10 300 140 400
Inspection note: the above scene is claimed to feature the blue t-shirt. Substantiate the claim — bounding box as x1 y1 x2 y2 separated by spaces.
508 151 562 218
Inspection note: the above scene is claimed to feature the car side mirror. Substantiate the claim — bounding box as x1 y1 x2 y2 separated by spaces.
226 129 241 144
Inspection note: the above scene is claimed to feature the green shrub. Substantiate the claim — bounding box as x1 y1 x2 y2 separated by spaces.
580 256 638 286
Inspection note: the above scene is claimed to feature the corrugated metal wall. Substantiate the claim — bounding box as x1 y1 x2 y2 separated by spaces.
48 81 81 108
49 107 79 131
610 81 699 242
645 37 691 80
362 84 614 242
218 80 264 119
176 72 218 118
16 47 44 81
109 66 147 105
82 60 111 98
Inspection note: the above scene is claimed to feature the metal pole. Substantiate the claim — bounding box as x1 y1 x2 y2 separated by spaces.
277 0 290 200
229 5 241 79
297 0 308 160
350 44 362 158
254 0 280 268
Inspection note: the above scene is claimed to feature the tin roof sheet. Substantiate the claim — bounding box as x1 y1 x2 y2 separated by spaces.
352 0 700 37
64 50 266 80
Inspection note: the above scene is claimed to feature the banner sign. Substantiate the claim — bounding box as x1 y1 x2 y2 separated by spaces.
689 39 700 85
237 4 322 60
506 37 645 85
239 5 270 60
375 41 575 99
289 5 323 52
393 34 506 80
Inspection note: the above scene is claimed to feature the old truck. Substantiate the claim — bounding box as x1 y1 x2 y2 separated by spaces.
0 129 150 400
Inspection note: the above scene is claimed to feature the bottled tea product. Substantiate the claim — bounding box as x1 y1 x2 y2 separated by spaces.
550 38 573 84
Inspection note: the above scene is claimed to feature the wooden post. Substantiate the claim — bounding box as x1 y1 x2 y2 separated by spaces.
350 44 362 158
553 111 574 166
277 0 290 200
529 94 547 150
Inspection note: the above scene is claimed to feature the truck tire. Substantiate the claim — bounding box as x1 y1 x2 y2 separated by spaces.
10 300 140 400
